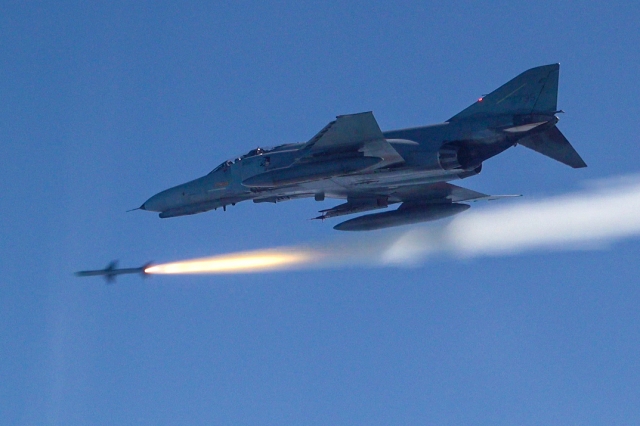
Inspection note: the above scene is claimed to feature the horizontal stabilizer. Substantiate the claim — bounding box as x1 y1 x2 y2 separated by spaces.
518 126 587 168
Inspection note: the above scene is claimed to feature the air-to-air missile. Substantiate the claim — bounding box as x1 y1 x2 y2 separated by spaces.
75 260 152 283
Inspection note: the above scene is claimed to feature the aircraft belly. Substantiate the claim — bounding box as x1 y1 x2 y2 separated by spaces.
278 180 348 198
269 168 461 199
332 168 460 191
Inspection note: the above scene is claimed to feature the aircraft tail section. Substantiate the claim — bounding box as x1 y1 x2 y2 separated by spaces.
449 64 560 121
518 125 587 168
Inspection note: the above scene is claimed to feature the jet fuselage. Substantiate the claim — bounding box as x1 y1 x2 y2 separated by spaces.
139 64 586 230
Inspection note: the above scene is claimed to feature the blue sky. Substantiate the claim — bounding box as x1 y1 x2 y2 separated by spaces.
2 1 640 424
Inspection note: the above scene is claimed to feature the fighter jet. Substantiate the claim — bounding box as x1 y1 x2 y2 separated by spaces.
75 261 152 283
139 64 586 231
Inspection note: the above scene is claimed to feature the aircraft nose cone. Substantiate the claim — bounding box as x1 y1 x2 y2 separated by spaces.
142 185 190 213
141 192 166 212
141 177 210 214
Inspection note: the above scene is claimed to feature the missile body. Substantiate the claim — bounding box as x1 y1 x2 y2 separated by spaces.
334 203 469 231
75 261 152 283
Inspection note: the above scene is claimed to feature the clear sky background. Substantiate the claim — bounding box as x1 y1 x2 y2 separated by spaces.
2 1 640 424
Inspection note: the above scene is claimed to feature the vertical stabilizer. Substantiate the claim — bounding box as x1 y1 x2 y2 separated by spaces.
449 64 560 121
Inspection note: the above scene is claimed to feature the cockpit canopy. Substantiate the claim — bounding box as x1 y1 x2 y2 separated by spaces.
209 147 268 174
208 142 302 174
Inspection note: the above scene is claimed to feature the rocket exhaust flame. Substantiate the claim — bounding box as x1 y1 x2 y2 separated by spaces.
145 249 320 275
144 175 640 275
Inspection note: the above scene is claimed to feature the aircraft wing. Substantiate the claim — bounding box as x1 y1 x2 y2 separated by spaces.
302 111 404 167
399 182 520 203
317 182 518 219
380 181 518 204
304 111 386 153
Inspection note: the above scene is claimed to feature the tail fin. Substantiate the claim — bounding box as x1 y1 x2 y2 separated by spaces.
104 260 117 284
449 64 560 121
518 126 587 168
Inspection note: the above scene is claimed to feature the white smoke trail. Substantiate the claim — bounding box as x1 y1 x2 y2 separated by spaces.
384 174 640 263
146 175 640 275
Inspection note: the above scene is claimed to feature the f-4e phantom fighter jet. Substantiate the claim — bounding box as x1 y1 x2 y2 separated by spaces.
140 64 586 231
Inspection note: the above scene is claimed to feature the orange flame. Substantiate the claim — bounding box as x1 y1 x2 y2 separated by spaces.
145 249 318 275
